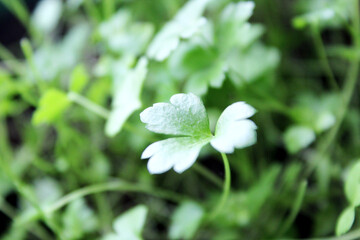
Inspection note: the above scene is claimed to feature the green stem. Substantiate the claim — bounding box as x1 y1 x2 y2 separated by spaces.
311 25 339 91
67 92 110 119
0 156 64 239
193 163 223 189
207 153 231 221
68 92 158 142
285 229 360 240
306 0 360 177
277 181 308 236
17 180 185 225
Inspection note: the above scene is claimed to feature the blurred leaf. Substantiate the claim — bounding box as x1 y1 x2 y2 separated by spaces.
216 1 255 53
34 178 62 206
112 205 148 240
32 89 71 125
228 43 280 85
32 0 62 34
69 64 89 93
99 10 154 55
169 201 204 239
345 161 360 207
293 0 351 29
62 198 98 239
284 125 315 154
33 23 90 81
336 206 355 236
147 0 210 61
105 57 148 137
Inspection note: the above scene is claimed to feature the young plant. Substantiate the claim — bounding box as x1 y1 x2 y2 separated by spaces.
140 93 257 174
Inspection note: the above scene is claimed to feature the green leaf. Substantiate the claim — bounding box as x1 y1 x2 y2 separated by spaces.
345 161 360 207
32 0 63 34
32 89 71 125
113 205 148 240
140 93 257 174
147 0 210 61
210 102 257 153
217 1 255 53
105 57 148 137
336 206 355 236
69 64 89 93
140 93 211 137
284 125 315 154
169 201 204 239
292 0 351 29
62 198 98 239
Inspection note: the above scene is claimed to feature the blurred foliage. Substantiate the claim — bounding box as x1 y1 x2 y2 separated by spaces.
0 0 360 239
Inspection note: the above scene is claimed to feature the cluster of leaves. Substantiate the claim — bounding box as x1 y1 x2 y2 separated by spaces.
0 0 360 239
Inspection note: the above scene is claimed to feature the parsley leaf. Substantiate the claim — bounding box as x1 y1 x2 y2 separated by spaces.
140 93 257 174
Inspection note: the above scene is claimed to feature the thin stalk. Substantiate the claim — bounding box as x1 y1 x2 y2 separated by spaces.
283 229 360 240
17 180 186 225
277 181 308 236
0 156 64 239
67 92 110 119
306 0 360 177
207 153 231 221
311 25 339 91
68 92 158 142
94 194 112 232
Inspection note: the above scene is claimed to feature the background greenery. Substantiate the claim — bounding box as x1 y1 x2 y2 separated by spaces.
0 0 360 239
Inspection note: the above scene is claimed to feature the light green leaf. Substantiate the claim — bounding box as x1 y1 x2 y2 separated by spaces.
99 10 154 55
345 161 360 207
184 60 226 95
336 206 355 236
169 201 204 239
32 0 62 34
62 198 98 239
284 125 315 154
69 64 89 93
147 0 210 61
32 89 71 125
217 1 255 53
210 102 257 153
140 93 211 137
113 205 148 240
140 93 257 174
105 57 148 137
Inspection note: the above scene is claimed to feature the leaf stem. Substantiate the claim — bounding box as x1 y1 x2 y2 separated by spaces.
207 152 231 221
283 229 360 240
16 180 186 225
306 0 360 176
278 180 308 236
68 92 158 142
68 92 110 119
311 25 339 91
